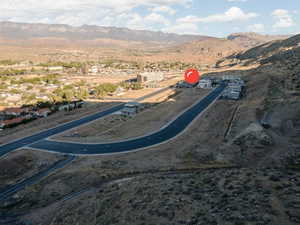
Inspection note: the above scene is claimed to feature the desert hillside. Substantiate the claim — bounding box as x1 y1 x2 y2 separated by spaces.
227 32 290 48
217 33 300 67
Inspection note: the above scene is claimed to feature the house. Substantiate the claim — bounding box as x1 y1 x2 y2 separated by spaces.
197 78 213 89
1 107 24 116
0 121 4 129
145 81 160 88
121 102 141 117
89 66 99 74
221 83 244 100
35 108 51 117
137 72 164 83
112 87 125 96
58 104 70 111
1 117 26 128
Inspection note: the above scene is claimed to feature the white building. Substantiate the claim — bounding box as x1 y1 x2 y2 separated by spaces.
197 78 213 89
137 72 164 83
34 108 51 117
89 66 99 74
121 102 141 117
48 66 64 72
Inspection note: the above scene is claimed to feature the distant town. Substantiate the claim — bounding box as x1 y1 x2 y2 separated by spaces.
0 59 209 130
0 57 245 131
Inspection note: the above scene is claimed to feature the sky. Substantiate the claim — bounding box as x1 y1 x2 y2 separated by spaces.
0 0 299 37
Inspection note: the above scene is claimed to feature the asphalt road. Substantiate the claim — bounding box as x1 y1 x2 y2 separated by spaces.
0 104 124 157
0 87 170 157
28 84 226 155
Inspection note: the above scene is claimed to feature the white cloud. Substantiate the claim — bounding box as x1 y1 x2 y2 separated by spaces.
0 0 189 26
272 9 295 28
293 10 300 14
0 0 189 11
177 7 257 23
152 6 176 15
125 13 146 30
248 23 265 33
102 12 170 30
162 22 200 35
144 13 170 26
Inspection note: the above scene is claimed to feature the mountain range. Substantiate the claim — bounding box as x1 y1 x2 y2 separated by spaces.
0 21 292 64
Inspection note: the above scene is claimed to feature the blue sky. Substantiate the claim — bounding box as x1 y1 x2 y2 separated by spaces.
0 0 299 37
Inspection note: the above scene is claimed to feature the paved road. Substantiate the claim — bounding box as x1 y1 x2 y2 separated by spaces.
29 84 226 155
0 87 170 157
0 155 75 201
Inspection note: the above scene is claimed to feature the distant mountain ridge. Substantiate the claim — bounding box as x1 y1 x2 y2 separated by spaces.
0 21 293 64
0 21 209 44
0 21 290 46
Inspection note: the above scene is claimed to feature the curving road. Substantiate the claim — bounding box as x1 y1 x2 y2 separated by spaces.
0 87 171 157
28 83 226 155
0 84 225 156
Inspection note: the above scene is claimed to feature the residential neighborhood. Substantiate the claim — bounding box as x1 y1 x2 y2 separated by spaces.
0 100 84 130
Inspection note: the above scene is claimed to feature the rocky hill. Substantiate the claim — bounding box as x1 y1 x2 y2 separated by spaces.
217 34 300 67
170 33 290 65
172 38 243 64
227 32 290 48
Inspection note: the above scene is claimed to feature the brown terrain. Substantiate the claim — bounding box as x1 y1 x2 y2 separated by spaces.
0 150 63 191
0 26 299 225
0 21 290 64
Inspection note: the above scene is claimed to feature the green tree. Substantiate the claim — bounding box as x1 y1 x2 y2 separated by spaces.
23 93 37 104
131 82 143 90
77 87 89 100
62 90 74 102
10 88 21 94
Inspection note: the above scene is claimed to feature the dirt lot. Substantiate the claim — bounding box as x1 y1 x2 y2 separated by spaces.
53 88 210 143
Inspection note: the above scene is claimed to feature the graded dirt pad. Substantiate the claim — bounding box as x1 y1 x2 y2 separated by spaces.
103 87 168 102
0 149 62 190
54 88 210 143
0 101 117 145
